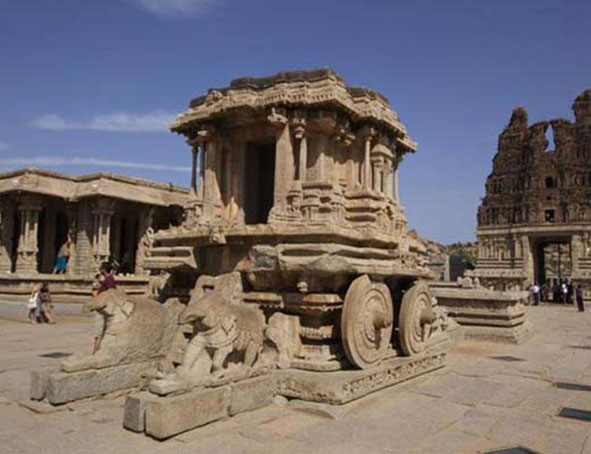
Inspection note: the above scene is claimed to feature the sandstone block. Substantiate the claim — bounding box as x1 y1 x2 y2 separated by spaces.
229 374 275 416
145 387 230 440
123 392 158 432
29 368 55 401
45 361 154 405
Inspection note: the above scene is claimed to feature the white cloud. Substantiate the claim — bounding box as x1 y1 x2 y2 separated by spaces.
0 156 190 173
30 111 175 133
132 0 217 16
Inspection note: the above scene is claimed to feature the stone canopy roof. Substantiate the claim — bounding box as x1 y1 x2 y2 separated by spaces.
0 168 190 207
172 68 417 152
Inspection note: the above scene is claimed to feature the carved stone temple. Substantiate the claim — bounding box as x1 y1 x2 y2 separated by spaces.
0 168 189 298
472 89 591 293
109 69 458 439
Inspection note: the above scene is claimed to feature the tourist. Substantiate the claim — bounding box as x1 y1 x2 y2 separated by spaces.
575 284 585 312
98 262 117 293
567 279 574 305
530 283 540 306
92 263 117 353
39 283 56 324
27 283 42 324
53 237 70 274
561 280 568 304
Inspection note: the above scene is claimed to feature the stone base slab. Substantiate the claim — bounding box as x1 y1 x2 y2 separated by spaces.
463 320 533 344
276 351 446 405
32 361 156 405
125 374 276 440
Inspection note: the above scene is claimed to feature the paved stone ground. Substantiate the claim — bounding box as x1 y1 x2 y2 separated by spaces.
0 305 590 454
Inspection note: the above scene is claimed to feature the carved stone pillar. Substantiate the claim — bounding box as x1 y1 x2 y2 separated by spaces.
15 196 42 274
200 128 222 222
135 206 154 275
294 123 307 182
268 108 294 219
393 168 400 201
91 198 115 270
372 161 381 192
571 234 584 275
384 165 393 199
190 144 198 194
65 204 78 275
362 128 376 190
0 200 15 273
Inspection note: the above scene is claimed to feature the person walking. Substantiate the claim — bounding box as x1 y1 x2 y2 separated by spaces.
39 282 56 324
575 284 585 312
531 283 540 306
27 283 42 324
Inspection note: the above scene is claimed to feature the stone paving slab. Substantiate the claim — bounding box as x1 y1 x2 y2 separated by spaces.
0 306 590 453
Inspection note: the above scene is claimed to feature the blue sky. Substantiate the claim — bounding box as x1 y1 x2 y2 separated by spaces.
0 0 589 243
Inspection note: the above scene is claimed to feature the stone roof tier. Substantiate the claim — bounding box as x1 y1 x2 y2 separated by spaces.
172 68 417 153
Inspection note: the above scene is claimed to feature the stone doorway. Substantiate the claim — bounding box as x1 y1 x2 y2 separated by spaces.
243 141 275 225
532 237 572 286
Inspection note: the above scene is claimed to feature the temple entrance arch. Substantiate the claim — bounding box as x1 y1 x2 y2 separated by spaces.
530 235 572 286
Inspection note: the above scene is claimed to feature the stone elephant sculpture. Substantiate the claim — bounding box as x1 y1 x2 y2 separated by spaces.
174 290 265 380
61 289 178 372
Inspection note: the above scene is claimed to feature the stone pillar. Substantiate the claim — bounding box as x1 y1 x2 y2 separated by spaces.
571 234 584 275
135 207 154 275
0 200 15 273
91 198 115 270
364 136 372 190
66 204 78 275
362 128 376 190
15 196 42 274
41 207 57 273
521 235 534 285
200 128 222 222
294 125 307 182
384 165 393 199
190 145 198 194
268 108 293 218
372 161 381 192
393 168 400 201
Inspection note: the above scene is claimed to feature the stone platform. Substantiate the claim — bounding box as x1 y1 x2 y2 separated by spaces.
124 351 446 439
276 351 446 405
430 284 532 344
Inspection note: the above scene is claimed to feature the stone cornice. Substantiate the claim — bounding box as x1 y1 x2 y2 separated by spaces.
0 168 190 207
172 68 417 152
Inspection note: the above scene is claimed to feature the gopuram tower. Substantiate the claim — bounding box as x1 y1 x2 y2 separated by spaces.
472 89 591 294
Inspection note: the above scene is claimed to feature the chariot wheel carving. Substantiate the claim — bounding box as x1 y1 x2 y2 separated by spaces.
399 281 435 356
341 275 393 369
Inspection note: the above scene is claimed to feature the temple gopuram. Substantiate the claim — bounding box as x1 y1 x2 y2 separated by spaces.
472 89 591 293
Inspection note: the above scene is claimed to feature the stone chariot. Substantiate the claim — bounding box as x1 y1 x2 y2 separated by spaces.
147 69 451 374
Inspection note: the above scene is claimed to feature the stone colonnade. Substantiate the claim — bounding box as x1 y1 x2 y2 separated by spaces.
0 194 161 276
186 110 403 227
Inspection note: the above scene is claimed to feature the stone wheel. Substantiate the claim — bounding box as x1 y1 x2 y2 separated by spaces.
341 275 393 369
398 281 435 356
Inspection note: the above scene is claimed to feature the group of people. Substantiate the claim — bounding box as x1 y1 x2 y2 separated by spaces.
529 278 585 312
27 282 56 324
